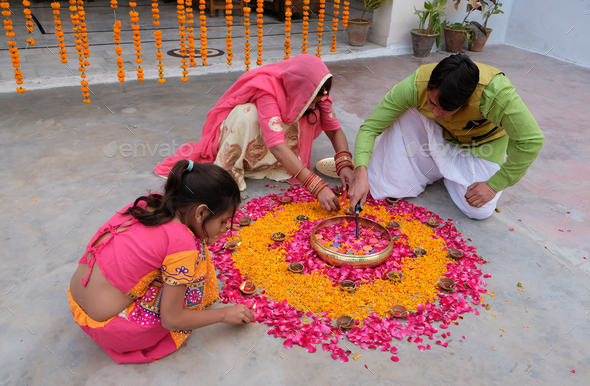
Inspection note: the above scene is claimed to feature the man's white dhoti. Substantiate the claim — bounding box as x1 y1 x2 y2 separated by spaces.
367 109 502 220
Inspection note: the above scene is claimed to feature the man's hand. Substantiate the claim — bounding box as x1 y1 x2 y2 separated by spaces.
465 181 497 207
348 166 370 211
339 166 355 189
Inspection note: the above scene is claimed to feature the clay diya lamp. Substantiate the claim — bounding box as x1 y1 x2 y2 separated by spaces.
385 197 400 206
386 271 403 283
278 196 292 204
288 262 304 274
413 248 428 258
389 305 408 318
239 216 252 227
339 280 357 294
439 278 456 292
343 207 354 215
335 315 355 331
425 217 441 228
333 185 344 197
387 221 401 231
239 280 257 295
224 240 239 251
447 248 464 259
271 232 286 242
295 214 309 223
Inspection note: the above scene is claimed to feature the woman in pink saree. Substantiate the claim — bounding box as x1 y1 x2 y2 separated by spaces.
154 54 355 211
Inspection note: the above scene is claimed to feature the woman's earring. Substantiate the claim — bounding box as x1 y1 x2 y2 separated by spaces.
197 220 201 223
323 90 328 95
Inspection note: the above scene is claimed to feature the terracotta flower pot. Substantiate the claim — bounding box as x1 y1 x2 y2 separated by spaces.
443 27 466 53
469 28 492 52
411 29 439 58
347 18 372 47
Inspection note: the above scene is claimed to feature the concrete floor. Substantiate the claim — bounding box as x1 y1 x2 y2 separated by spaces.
0 46 589 385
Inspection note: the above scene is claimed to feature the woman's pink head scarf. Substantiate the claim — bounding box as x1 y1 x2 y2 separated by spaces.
155 54 332 177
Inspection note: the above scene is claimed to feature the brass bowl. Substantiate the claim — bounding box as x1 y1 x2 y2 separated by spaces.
239 280 257 295
271 232 286 242
335 315 355 330
288 262 304 273
339 280 357 293
389 305 408 318
239 216 252 226
438 278 456 292
425 217 441 227
224 240 239 251
413 248 428 257
385 197 400 206
311 216 394 268
447 248 464 259
295 215 309 223
386 271 403 283
387 221 401 231
278 196 292 204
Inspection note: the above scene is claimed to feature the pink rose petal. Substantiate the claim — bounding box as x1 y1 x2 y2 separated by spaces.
391 355 399 362
417 345 426 352
570 370 575 373
462 336 466 339
509 228 514 231
283 339 293 349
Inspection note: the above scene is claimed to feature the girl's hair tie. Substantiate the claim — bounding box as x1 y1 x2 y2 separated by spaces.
187 160 194 172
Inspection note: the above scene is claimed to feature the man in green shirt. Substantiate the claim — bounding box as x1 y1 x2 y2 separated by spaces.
348 53 544 219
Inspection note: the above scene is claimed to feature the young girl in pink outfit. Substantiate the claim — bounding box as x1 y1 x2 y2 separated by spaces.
69 161 254 364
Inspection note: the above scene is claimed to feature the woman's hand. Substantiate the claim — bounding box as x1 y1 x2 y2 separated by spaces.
339 166 355 188
317 187 341 211
221 304 255 324
348 166 370 211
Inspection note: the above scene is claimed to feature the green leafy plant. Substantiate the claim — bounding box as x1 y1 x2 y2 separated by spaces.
481 0 504 29
414 0 448 47
359 0 393 20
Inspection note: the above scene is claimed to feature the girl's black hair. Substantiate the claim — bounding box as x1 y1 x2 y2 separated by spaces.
427 53 480 111
121 161 241 239
303 76 333 124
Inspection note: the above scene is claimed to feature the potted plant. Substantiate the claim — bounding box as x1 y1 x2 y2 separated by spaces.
347 0 392 46
442 1 480 53
411 0 447 58
469 0 503 51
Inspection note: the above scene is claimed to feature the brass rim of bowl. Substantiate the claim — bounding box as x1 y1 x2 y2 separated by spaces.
271 232 286 242
288 262 304 273
239 217 252 226
448 248 464 258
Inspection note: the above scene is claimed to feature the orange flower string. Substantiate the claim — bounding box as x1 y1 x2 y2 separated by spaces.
255 0 263 66
283 0 291 60
129 1 144 82
301 0 309 54
152 0 165 83
198 0 207 65
51 1 67 63
330 0 339 52
316 0 325 58
69 0 90 102
177 0 188 81
342 0 349 28
77 0 90 65
113 20 125 82
225 0 233 66
243 0 251 71
110 0 117 8
185 0 196 67
2 0 25 93
22 0 35 46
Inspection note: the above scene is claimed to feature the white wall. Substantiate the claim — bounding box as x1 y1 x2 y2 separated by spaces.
369 0 513 53
505 0 590 68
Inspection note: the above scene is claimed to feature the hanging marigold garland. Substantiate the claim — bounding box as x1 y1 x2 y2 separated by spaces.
22 0 35 46
225 0 233 66
2 0 25 93
342 0 349 29
330 0 339 52
283 0 291 59
185 0 196 67
69 0 90 102
51 1 67 63
130 1 144 82
316 0 325 58
177 0 189 81
152 0 165 83
198 0 207 65
113 20 125 82
256 0 263 66
77 0 90 68
301 0 309 54
243 0 251 71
